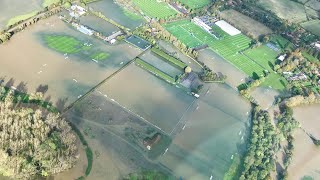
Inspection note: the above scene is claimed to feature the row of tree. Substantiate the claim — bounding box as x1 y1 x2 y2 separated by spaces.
240 105 279 180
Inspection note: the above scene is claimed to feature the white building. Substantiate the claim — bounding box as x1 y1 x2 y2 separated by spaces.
277 54 287 61
69 5 86 18
192 17 212 33
215 20 241 36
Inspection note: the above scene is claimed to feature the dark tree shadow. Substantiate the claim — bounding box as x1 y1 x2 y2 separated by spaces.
16 82 28 93
44 95 52 104
36 84 49 94
268 61 274 70
55 97 68 111
5 78 15 88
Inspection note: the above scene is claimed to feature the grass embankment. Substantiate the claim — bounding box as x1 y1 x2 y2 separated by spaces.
132 0 177 19
7 11 39 27
151 47 187 69
69 123 93 177
223 154 241 180
90 52 110 61
0 86 93 177
135 58 176 84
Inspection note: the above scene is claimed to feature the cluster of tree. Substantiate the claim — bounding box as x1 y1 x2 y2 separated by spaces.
150 21 199 59
276 106 299 180
0 91 78 179
276 106 300 139
239 76 266 101
198 65 226 82
240 106 279 180
285 93 320 107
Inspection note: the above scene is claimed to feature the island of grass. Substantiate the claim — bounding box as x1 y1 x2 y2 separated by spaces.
44 35 87 53
132 0 177 19
90 52 110 61
6 10 38 27
135 58 176 84
151 47 187 69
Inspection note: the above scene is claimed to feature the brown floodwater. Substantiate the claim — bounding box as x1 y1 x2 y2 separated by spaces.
0 15 141 109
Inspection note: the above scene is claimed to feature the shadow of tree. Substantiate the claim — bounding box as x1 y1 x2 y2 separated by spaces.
16 82 28 93
5 78 15 88
56 98 68 111
36 84 49 94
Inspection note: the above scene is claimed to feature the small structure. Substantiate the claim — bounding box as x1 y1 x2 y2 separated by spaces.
69 5 86 18
72 23 93 36
143 134 161 151
215 20 241 36
110 39 116 44
277 54 287 61
104 31 123 42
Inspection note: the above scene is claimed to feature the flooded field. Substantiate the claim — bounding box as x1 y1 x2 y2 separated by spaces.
288 105 320 180
0 0 42 30
294 104 320 139
288 129 320 180
79 14 120 36
160 83 250 179
0 15 141 109
96 63 195 134
251 87 279 110
64 91 172 179
140 50 183 77
158 40 203 73
198 49 248 89
89 0 144 30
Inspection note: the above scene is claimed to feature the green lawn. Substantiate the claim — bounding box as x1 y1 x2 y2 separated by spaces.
270 35 292 50
135 58 176 84
133 0 177 19
44 35 86 53
7 10 38 27
44 35 110 62
244 45 288 90
90 52 110 61
177 0 211 9
301 20 320 37
302 50 319 64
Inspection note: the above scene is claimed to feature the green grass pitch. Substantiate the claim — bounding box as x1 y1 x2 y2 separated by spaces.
133 0 177 19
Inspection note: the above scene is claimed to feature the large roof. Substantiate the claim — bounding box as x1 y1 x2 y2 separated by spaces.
215 20 241 36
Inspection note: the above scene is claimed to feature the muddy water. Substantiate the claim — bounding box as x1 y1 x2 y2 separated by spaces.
160 83 250 179
294 104 320 139
0 15 141 109
89 0 144 30
198 49 248 89
97 64 195 134
288 105 320 179
0 0 42 30
288 129 320 180
140 50 182 77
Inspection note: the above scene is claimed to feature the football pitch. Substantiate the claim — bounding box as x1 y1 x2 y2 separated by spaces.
133 0 177 19
164 19 287 89
165 20 265 76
